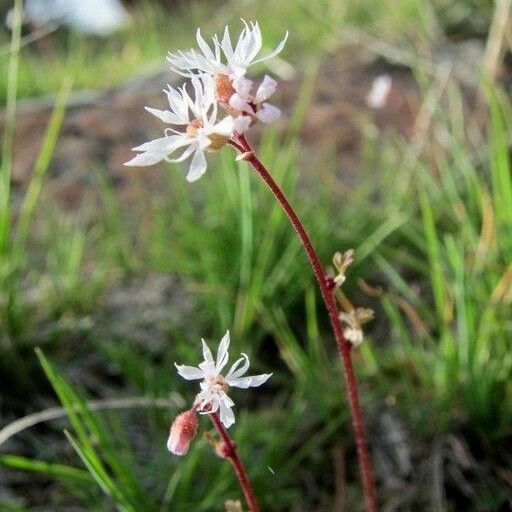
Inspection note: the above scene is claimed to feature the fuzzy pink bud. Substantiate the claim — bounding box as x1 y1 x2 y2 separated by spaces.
167 409 199 456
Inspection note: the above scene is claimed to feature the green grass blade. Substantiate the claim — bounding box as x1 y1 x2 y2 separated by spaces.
12 78 73 262
0 0 23 257
64 431 136 512
0 455 91 483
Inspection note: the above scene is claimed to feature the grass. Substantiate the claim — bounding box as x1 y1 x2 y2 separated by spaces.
1 0 511 510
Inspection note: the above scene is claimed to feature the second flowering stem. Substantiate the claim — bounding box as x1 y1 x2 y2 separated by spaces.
233 133 378 512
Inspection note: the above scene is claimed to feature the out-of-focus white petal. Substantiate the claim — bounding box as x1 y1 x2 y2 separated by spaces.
366 74 392 109
186 149 207 182
255 103 281 124
255 75 277 103
174 363 204 380
229 373 272 389
215 330 230 372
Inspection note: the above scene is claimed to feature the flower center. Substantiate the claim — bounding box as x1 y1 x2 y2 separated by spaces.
208 374 229 393
186 118 203 136
215 74 236 105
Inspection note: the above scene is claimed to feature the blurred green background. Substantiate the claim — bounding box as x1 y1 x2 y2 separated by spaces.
0 0 511 510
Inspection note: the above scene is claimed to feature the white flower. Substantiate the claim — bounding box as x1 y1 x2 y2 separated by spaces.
339 308 374 347
175 331 272 428
229 75 281 132
124 74 234 182
167 20 288 79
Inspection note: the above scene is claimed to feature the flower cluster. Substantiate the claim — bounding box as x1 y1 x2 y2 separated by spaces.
331 249 374 347
125 20 287 182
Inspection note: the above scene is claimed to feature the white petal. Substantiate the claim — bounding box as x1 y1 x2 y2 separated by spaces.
131 135 179 153
174 363 204 380
145 107 183 125
221 393 234 407
229 93 252 113
225 353 250 382
233 115 252 134
198 361 217 380
233 76 253 97
252 31 288 65
125 135 192 167
219 397 235 428
166 142 196 163
229 373 272 389
197 390 219 413
124 152 165 167
212 116 234 137
196 28 216 62
216 330 230 372
255 103 281 124
220 25 234 61
201 338 214 364
197 131 212 150
255 75 277 103
186 149 208 182
239 20 262 65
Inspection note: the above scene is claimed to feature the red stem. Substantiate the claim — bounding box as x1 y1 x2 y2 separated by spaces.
235 133 377 512
209 412 261 512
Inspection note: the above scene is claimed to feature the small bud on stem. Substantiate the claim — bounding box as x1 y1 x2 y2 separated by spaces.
167 409 199 456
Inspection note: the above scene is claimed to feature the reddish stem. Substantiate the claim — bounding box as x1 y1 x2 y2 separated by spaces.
235 133 377 512
209 412 260 512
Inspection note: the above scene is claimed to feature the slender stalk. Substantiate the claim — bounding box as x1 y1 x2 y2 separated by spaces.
233 133 378 512
209 412 260 512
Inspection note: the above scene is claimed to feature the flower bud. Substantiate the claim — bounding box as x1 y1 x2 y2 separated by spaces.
167 409 199 456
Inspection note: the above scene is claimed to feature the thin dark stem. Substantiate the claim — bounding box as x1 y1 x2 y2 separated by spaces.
235 133 377 512
209 412 260 512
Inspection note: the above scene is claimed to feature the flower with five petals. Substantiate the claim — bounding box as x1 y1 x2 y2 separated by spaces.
175 331 272 428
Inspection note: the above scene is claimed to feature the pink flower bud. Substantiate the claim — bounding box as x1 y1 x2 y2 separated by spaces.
167 409 199 456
